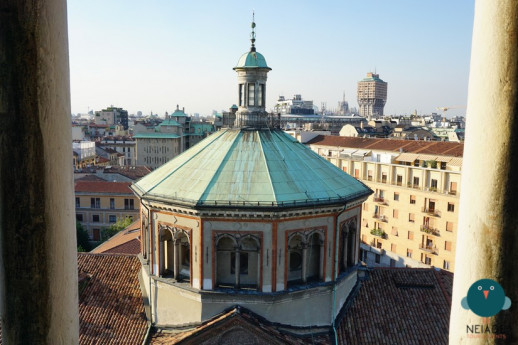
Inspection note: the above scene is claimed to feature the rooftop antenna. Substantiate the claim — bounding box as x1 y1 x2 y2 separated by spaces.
250 11 256 52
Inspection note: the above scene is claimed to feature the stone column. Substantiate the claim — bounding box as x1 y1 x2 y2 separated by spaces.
257 251 261 289
342 232 348 270
0 0 79 343
234 248 241 288
159 240 165 275
319 241 324 280
174 240 180 280
449 1 518 343
301 243 308 283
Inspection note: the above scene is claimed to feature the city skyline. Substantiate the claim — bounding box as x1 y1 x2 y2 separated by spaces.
68 0 474 117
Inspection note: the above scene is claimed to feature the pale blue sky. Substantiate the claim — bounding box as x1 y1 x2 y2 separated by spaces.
68 0 474 117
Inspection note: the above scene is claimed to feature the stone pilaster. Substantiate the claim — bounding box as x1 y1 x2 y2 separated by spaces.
0 0 78 343
449 1 518 343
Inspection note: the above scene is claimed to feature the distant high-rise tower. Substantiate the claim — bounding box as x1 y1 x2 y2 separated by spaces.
357 72 387 119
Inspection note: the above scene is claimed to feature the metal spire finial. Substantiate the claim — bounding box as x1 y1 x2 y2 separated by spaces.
250 11 256 52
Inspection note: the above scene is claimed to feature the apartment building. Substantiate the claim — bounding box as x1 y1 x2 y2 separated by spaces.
75 181 139 241
307 135 463 272
100 136 136 166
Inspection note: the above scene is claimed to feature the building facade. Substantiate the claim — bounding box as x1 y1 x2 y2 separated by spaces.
274 94 315 115
95 106 129 130
307 135 463 272
72 140 97 170
357 72 388 118
100 136 136 166
134 133 182 169
133 107 216 169
75 181 139 241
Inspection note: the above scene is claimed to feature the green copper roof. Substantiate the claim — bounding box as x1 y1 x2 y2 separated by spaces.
361 76 385 83
132 129 371 208
133 133 181 139
171 109 187 117
191 123 214 133
158 119 181 127
234 51 270 69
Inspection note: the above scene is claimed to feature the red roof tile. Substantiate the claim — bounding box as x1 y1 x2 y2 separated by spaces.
307 135 464 157
78 253 148 345
103 166 152 181
337 268 451 344
76 175 108 182
91 220 141 255
74 181 134 194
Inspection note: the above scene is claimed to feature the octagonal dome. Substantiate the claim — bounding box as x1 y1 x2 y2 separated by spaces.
132 129 371 208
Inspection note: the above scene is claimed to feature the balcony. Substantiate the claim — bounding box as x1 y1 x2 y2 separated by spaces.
421 207 441 217
373 196 388 205
420 225 440 237
372 214 388 222
370 228 387 239
419 244 438 255
407 182 420 189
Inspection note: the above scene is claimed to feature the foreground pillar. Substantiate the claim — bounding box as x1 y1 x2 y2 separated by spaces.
0 0 79 343
449 0 518 343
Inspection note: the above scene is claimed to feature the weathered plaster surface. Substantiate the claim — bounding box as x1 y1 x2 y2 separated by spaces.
0 0 78 343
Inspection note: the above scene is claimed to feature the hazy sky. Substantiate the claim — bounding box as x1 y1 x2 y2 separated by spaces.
68 0 474 117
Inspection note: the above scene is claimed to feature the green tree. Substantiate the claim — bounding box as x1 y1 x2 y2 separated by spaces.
101 216 133 242
76 222 91 252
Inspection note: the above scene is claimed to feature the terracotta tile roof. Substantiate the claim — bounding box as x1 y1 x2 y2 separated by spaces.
103 147 118 154
150 306 331 345
0 266 453 345
101 239 141 255
76 175 108 182
78 253 148 344
97 156 110 164
103 166 152 181
74 180 134 194
337 268 452 345
307 135 464 157
91 220 141 255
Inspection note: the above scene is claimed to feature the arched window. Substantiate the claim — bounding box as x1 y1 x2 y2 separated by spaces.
216 236 237 288
177 232 190 280
238 237 260 288
216 235 260 289
339 221 357 273
306 232 323 281
287 234 304 285
346 224 356 267
288 231 324 286
159 227 174 277
158 225 191 283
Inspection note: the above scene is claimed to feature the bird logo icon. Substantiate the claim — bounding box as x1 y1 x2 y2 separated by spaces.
461 279 511 322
